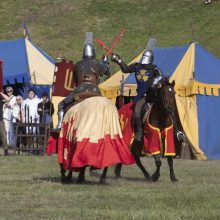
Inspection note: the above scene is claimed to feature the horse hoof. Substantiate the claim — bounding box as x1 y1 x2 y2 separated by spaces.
115 173 121 179
67 172 72 180
99 179 106 185
61 175 71 184
152 174 160 182
145 175 152 182
76 176 85 184
171 176 178 182
115 175 121 179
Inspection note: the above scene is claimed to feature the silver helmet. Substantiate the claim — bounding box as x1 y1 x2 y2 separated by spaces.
82 32 96 59
141 49 154 64
82 43 96 59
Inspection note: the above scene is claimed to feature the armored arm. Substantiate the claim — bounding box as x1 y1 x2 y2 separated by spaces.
111 54 136 73
55 92 76 129
56 110 64 130
99 55 110 76
154 66 163 77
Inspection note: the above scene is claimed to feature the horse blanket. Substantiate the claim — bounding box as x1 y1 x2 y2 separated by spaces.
58 96 135 170
119 103 176 156
143 114 176 156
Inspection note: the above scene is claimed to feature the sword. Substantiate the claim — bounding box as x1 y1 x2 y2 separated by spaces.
106 29 125 56
95 38 111 54
95 29 125 56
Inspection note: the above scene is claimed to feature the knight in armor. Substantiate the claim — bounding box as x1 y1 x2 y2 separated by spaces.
55 36 110 129
111 49 162 148
50 34 135 180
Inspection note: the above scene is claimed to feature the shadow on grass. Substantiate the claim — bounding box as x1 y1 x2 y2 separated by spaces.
33 175 110 186
90 170 152 183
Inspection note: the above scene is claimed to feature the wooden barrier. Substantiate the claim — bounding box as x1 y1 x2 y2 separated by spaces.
14 122 50 155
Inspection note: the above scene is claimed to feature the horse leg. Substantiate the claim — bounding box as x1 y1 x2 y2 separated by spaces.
114 163 122 178
60 163 72 184
167 156 178 182
152 155 161 182
77 166 86 184
67 170 73 181
99 167 108 184
131 143 152 181
60 163 66 183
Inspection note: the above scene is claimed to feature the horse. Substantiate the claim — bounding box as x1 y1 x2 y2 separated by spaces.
115 76 185 182
48 50 134 185
56 95 134 185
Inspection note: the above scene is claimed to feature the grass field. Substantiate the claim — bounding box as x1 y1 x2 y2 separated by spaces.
1 1 220 219
0 149 220 220
0 0 220 74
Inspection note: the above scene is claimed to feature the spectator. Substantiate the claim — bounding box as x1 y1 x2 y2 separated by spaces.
0 94 9 155
12 95 25 123
204 0 211 4
23 89 41 134
12 95 25 149
0 86 16 148
37 92 54 128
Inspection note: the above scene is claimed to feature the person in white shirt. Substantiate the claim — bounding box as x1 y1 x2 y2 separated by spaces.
12 95 26 148
23 89 42 134
204 0 211 4
0 86 16 147
12 95 25 123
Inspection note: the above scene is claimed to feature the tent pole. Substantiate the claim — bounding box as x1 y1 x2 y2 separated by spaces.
191 21 195 43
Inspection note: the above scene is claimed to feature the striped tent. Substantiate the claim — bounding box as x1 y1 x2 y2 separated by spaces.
0 38 55 85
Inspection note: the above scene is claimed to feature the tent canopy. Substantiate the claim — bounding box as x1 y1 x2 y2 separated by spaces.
0 38 55 85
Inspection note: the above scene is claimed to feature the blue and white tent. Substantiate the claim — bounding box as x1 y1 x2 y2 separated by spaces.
0 38 55 85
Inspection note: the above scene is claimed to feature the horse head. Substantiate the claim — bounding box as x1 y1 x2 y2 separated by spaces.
150 76 176 114
160 80 176 114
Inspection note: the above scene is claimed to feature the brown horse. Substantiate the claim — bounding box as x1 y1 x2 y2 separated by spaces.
115 76 185 182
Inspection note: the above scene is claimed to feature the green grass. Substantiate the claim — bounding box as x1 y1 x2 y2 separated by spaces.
0 0 220 76
0 2 220 219
0 149 220 220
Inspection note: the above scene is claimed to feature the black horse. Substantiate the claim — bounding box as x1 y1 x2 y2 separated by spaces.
60 164 108 184
115 76 185 182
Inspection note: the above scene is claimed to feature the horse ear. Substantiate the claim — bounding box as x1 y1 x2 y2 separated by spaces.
171 80 175 86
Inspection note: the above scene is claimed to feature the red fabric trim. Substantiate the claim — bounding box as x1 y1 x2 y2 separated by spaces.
118 103 135 146
46 136 58 155
143 122 161 154
58 118 135 170
143 120 175 156
58 134 135 170
163 126 175 156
